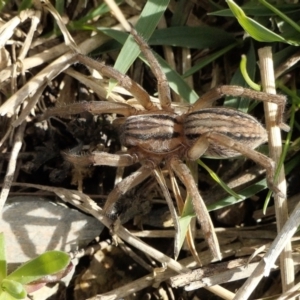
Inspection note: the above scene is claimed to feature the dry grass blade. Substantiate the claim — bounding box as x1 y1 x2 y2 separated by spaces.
0 33 112 117
0 10 36 48
40 0 79 51
171 257 263 295
103 0 131 31
232 194 300 299
0 123 26 211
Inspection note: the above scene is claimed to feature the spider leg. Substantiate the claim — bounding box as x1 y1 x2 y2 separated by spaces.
103 164 152 215
38 101 137 120
152 166 180 259
189 85 288 131
64 149 152 218
186 135 210 161
189 131 284 197
169 156 221 261
129 26 173 112
63 152 137 167
75 54 157 112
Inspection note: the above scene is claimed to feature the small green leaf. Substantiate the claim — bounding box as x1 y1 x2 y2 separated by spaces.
0 233 6 282
1 279 26 299
0 291 21 300
7 251 70 285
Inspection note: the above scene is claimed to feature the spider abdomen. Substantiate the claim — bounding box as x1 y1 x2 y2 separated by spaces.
184 107 268 158
120 113 183 154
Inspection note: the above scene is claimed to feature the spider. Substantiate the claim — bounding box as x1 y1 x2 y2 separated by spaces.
40 26 287 261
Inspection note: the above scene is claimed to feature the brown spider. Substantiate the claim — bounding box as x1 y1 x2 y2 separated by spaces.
40 27 287 261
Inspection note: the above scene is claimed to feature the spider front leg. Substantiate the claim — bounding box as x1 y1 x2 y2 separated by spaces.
75 54 158 112
39 101 137 120
190 85 289 131
129 26 173 112
169 156 221 261
64 149 151 215
103 164 152 216
187 132 283 197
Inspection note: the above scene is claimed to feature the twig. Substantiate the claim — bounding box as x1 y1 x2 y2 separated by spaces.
232 197 300 299
233 47 295 300
0 16 139 117
170 257 263 289
259 47 294 292
69 239 113 260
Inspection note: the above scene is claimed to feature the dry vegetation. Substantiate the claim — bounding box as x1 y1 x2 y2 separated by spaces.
1 0 300 299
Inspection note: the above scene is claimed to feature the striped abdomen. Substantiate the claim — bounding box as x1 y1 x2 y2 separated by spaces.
184 107 268 158
120 113 183 154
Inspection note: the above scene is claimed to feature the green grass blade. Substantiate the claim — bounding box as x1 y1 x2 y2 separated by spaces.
178 194 195 249
210 3 300 17
100 28 199 103
111 0 170 77
149 26 236 48
259 0 300 34
183 41 239 78
198 159 242 199
100 26 237 50
226 0 287 43
209 154 300 212
207 178 268 212
0 233 6 281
